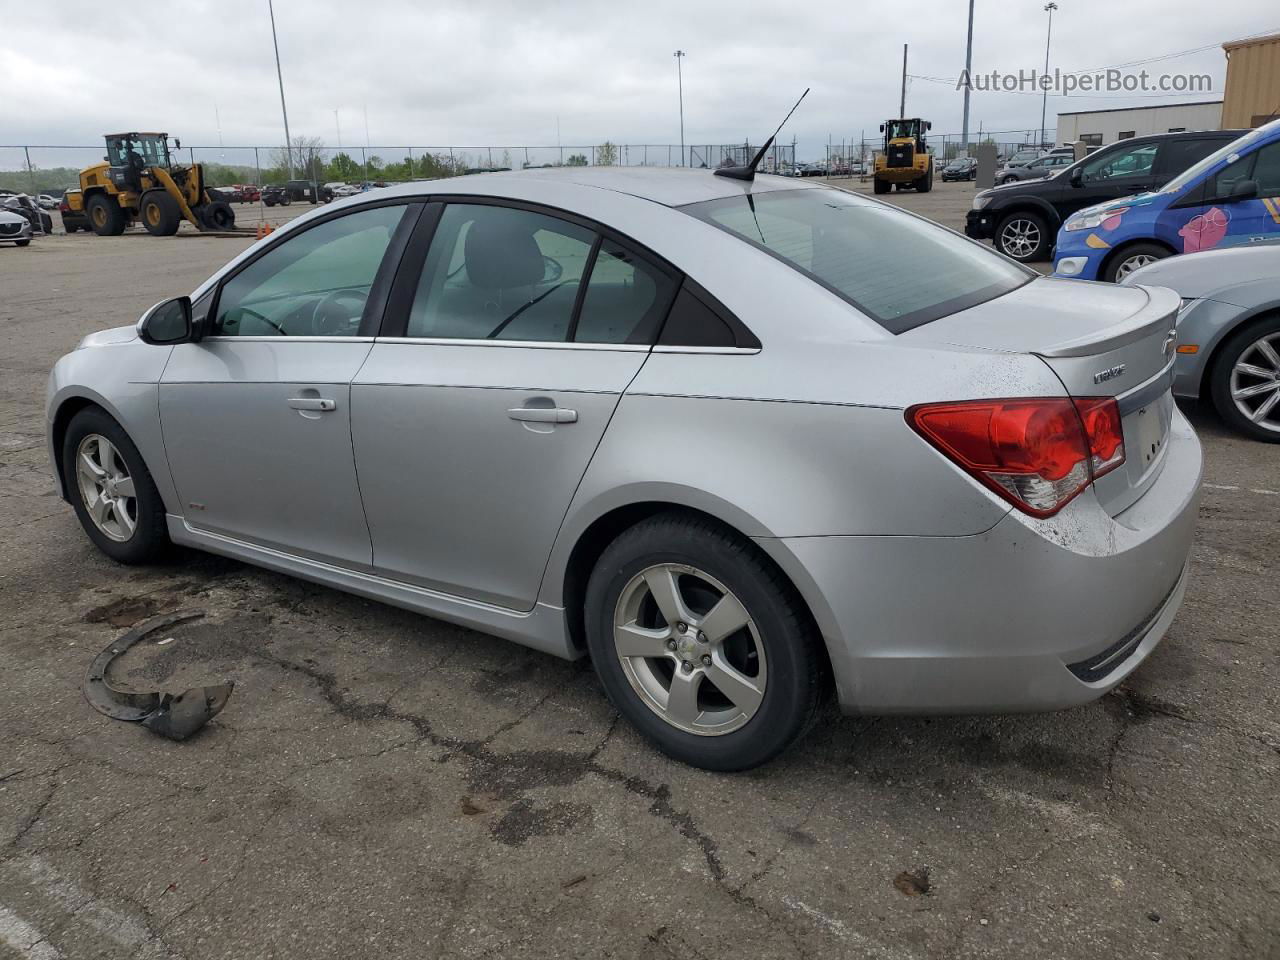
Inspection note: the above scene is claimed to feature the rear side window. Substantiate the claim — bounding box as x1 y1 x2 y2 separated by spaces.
681 189 1031 334
574 240 678 344
407 204 594 342
1158 138 1227 180
658 287 735 347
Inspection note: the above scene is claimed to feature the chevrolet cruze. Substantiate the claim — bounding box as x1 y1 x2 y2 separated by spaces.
47 168 1202 770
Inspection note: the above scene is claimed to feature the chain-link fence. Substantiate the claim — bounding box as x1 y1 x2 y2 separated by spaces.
0 142 802 197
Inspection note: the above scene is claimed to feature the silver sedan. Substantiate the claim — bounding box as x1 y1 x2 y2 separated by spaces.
46 168 1202 769
1122 243 1280 442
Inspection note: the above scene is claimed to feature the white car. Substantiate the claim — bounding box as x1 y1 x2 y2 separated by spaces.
38 194 60 210
0 208 33 246
333 183 363 197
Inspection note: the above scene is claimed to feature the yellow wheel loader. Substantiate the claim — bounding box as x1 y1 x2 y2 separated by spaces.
873 118 934 195
66 133 235 237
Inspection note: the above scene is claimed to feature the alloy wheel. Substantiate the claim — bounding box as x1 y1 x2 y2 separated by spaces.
999 218 1040 260
612 563 766 736
75 434 137 542
1114 254 1158 281
1230 332 1280 433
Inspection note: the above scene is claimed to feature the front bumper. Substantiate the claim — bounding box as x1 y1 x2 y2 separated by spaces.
964 209 996 240
758 406 1202 714
1052 243 1107 280
0 223 32 242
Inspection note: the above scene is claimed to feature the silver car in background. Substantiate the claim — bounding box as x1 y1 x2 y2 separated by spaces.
0 208 33 247
46 168 1201 769
1122 243 1280 441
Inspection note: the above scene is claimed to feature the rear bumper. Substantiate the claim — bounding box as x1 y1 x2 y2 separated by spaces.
757 406 1202 714
964 210 995 240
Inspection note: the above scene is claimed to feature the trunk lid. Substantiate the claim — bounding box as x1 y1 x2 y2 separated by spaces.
902 277 1180 516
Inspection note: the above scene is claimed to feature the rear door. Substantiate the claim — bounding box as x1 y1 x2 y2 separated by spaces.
351 200 680 610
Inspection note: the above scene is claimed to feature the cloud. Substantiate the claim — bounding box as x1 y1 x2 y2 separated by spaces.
1 0 1271 167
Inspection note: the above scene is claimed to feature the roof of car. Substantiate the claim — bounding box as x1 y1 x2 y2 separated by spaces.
379 166 825 208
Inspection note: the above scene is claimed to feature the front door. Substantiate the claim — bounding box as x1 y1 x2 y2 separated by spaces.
160 202 414 569
352 200 680 609
1061 140 1161 218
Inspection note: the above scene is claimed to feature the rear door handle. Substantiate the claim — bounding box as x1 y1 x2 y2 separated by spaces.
288 397 336 412
507 407 577 424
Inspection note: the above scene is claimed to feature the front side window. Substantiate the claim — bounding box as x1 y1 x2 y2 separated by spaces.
212 204 406 337
408 204 594 342
681 188 1031 334
1081 143 1157 181
1211 141 1280 199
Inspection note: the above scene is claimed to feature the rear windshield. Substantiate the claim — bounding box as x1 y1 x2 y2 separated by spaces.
681 188 1032 333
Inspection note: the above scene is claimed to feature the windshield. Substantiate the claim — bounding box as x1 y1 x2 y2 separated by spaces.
1160 121 1279 194
681 188 1032 334
107 135 170 168
885 121 920 140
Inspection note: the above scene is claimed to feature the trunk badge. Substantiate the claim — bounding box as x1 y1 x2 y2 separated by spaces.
1093 364 1126 384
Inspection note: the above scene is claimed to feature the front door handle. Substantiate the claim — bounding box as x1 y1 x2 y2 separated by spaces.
507 407 577 424
288 397 336 412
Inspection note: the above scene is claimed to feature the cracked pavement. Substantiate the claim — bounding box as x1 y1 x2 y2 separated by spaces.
2 184 1278 959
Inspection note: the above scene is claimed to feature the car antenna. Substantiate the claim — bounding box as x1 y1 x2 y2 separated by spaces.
715 88 810 182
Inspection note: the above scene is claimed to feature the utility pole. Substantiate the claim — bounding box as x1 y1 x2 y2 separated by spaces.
334 109 342 150
267 0 293 178
899 44 908 118
1040 2 1058 149
674 50 686 166
961 0 975 151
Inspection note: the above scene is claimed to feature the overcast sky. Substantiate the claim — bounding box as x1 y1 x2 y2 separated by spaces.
3 0 1276 165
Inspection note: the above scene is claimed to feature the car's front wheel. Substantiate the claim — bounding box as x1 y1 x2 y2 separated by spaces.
995 211 1050 261
1209 314 1280 442
585 513 827 771
62 407 170 563
1102 242 1170 283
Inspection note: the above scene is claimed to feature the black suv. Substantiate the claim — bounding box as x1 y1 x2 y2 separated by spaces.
965 130 1245 262
262 180 333 206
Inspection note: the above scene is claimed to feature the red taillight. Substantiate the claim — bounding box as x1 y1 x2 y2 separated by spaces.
907 397 1126 517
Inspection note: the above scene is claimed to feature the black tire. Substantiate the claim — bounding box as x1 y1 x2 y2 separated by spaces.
994 210 1051 262
1101 242 1171 283
1208 313 1280 443
264 199 276 207
873 177 890 195
86 193 126 236
61 407 170 564
999 174 1018 185
15 238 31 247
199 200 235 231
281 195 292 206
916 162 933 193
139 191 181 236
584 512 828 771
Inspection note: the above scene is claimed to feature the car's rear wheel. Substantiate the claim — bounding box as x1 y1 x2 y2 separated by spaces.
1103 243 1170 283
584 513 827 771
995 211 1050 261
62 407 170 563
1208 314 1280 442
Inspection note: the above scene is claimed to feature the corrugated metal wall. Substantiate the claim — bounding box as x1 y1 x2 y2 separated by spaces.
1223 34 1280 128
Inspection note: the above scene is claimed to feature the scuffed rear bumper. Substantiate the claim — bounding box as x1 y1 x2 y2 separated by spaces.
757 407 1202 714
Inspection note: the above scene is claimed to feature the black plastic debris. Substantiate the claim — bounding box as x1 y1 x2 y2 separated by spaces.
82 610 233 740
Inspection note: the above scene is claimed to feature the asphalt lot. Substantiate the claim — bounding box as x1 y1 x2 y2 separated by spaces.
1 177 1277 960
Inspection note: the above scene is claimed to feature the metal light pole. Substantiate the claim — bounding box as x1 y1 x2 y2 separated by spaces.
268 0 293 178
674 50 686 166
1039 2 1058 149
961 0 976 151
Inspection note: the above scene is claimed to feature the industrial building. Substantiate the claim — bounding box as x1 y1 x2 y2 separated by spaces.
1054 30 1280 147
1055 101 1223 147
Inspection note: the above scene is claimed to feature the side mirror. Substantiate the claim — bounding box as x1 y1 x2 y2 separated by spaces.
137 296 193 345
879 124 885 133
1226 179 1258 202
175 138 181 150
1070 167 1084 187
926 122 933 130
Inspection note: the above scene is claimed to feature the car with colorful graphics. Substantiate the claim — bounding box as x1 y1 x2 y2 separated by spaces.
1053 119 1280 282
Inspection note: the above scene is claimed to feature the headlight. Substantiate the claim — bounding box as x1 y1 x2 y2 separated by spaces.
1064 206 1128 232
972 195 992 211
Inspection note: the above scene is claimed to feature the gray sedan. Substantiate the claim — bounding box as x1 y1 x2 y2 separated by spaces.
1123 243 1280 441
46 168 1201 769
